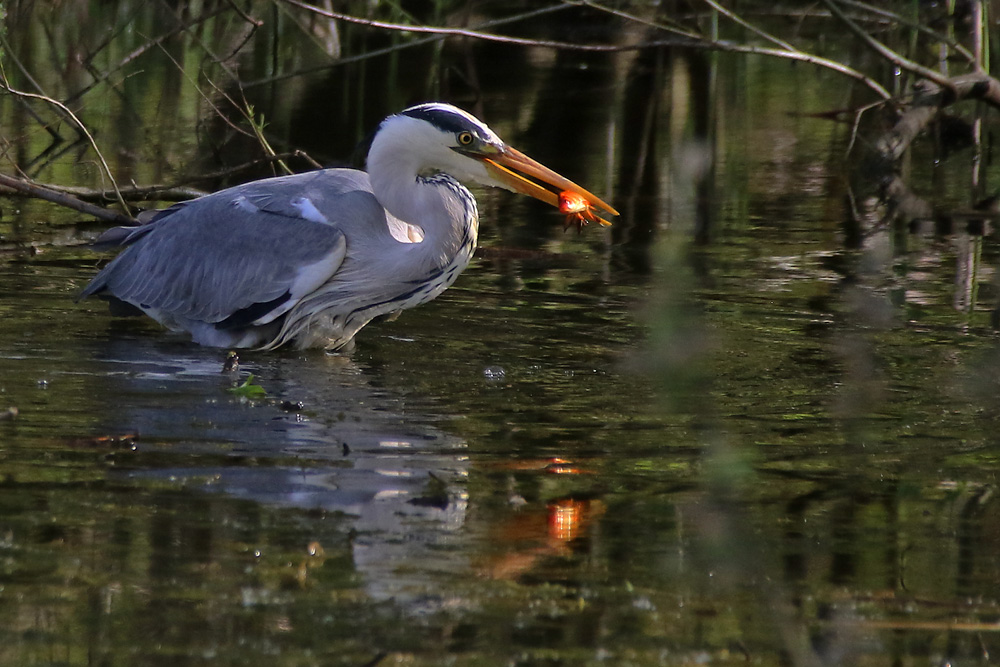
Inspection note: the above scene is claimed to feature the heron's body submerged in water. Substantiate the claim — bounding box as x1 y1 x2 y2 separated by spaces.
79 103 617 350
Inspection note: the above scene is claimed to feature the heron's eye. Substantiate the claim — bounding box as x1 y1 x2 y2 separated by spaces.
457 131 474 146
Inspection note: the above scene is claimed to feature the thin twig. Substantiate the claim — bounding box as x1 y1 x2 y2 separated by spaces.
0 67 130 215
837 0 976 65
582 1 733 43
271 0 894 100
153 0 243 81
587 1 893 100
821 0 958 92
153 43 253 139
0 173 135 224
167 149 323 185
700 0 798 52
270 0 342 59
846 99 886 156
0 151 322 205
223 0 264 27
243 3 576 87
240 100 294 176
64 4 232 107
276 0 633 51
0 32 64 141
153 0 281 165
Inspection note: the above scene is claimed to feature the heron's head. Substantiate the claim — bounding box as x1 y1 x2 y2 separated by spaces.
370 103 618 219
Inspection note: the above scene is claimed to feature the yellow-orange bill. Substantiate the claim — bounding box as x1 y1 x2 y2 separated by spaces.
482 146 619 219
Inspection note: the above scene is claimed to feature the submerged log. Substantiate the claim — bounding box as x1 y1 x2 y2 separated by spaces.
870 72 1000 226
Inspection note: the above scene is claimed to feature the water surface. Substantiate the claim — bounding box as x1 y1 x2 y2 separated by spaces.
2 2 1000 665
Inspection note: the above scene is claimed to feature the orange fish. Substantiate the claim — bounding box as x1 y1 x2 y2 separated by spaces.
558 190 612 232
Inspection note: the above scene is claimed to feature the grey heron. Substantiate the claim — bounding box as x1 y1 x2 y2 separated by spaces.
79 103 618 351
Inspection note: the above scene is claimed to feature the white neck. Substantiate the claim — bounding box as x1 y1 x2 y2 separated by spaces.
367 116 479 269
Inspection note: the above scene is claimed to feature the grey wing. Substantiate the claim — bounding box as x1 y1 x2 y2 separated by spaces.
79 169 381 328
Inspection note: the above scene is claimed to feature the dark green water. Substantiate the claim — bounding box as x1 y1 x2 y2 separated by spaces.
3 2 1000 665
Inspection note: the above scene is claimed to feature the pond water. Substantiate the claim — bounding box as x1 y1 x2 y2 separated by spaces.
3 2 1000 665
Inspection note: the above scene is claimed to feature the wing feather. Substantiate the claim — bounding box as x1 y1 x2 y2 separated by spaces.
80 169 375 328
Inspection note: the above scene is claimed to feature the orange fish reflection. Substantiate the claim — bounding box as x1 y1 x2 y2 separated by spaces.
548 498 591 543
479 496 605 580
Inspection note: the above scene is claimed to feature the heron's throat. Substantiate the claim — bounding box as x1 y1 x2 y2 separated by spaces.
369 152 476 257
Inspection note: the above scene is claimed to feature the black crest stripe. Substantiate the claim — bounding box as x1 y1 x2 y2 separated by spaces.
401 104 480 137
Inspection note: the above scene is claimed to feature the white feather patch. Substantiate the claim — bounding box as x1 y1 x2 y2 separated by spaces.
291 197 330 224
231 195 258 212
251 234 347 326
386 218 425 243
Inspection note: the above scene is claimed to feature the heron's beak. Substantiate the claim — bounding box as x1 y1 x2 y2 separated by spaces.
480 146 619 218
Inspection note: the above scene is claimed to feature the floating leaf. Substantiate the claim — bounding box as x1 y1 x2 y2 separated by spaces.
228 374 267 398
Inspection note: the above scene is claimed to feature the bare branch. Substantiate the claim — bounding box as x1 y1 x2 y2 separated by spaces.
243 3 581 88
0 32 64 142
152 0 289 166
0 69 131 215
153 43 254 139
235 99 295 176
37 183 207 203
0 173 135 224
876 73 1000 164
869 72 1000 225
700 0 798 52
587 1 893 100
0 152 323 210
837 0 976 66
64 4 232 108
709 41 891 99
275 0 632 52
271 0 893 100
821 0 958 92
223 0 265 28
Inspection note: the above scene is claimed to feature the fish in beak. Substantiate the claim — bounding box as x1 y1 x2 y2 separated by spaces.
479 145 619 224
